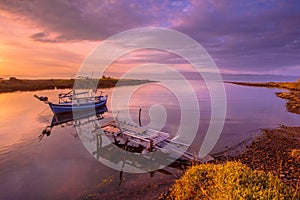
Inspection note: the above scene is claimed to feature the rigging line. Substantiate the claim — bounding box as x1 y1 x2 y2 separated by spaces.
39 115 51 124
38 107 51 124
38 107 49 115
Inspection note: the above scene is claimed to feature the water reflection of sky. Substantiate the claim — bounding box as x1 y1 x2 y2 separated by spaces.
0 83 300 199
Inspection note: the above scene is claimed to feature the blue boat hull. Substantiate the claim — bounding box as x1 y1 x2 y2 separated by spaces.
49 99 107 114
50 105 108 127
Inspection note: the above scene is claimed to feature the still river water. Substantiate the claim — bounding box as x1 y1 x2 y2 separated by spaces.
0 80 299 199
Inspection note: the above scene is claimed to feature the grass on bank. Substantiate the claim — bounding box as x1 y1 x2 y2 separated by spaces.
169 161 298 200
275 79 300 91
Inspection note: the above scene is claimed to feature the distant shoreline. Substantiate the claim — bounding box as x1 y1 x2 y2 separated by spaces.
226 80 300 91
0 77 155 94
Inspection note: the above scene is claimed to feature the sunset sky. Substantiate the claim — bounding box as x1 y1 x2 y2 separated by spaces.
0 0 299 78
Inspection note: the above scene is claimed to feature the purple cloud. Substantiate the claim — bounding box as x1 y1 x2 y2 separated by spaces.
0 0 188 41
174 0 300 72
0 0 299 74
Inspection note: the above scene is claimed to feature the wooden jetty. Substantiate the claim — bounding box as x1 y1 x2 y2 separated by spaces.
39 112 214 182
97 120 214 163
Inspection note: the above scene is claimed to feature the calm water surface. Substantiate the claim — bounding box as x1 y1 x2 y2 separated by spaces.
0 81 299 199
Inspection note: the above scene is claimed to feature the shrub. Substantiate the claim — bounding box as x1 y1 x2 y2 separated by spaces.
169 161 298 200
9 77 18 81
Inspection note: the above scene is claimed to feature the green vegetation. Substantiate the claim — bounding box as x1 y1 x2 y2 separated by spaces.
169 162 298 200
0 77 154 93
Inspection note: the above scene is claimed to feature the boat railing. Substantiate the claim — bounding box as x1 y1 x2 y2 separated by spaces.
58 91 106 104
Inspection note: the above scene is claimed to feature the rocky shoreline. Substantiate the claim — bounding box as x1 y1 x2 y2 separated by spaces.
218 125 300 191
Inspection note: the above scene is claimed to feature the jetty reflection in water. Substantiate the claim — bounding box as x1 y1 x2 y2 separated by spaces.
40 106 192 184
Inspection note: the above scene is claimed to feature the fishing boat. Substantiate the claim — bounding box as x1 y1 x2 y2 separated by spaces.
34 89 108 115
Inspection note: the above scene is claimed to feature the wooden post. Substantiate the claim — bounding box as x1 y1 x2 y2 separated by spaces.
149 139 153 152
138 108 142 127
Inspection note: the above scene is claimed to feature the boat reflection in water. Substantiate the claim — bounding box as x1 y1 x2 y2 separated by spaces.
39 106 108 140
